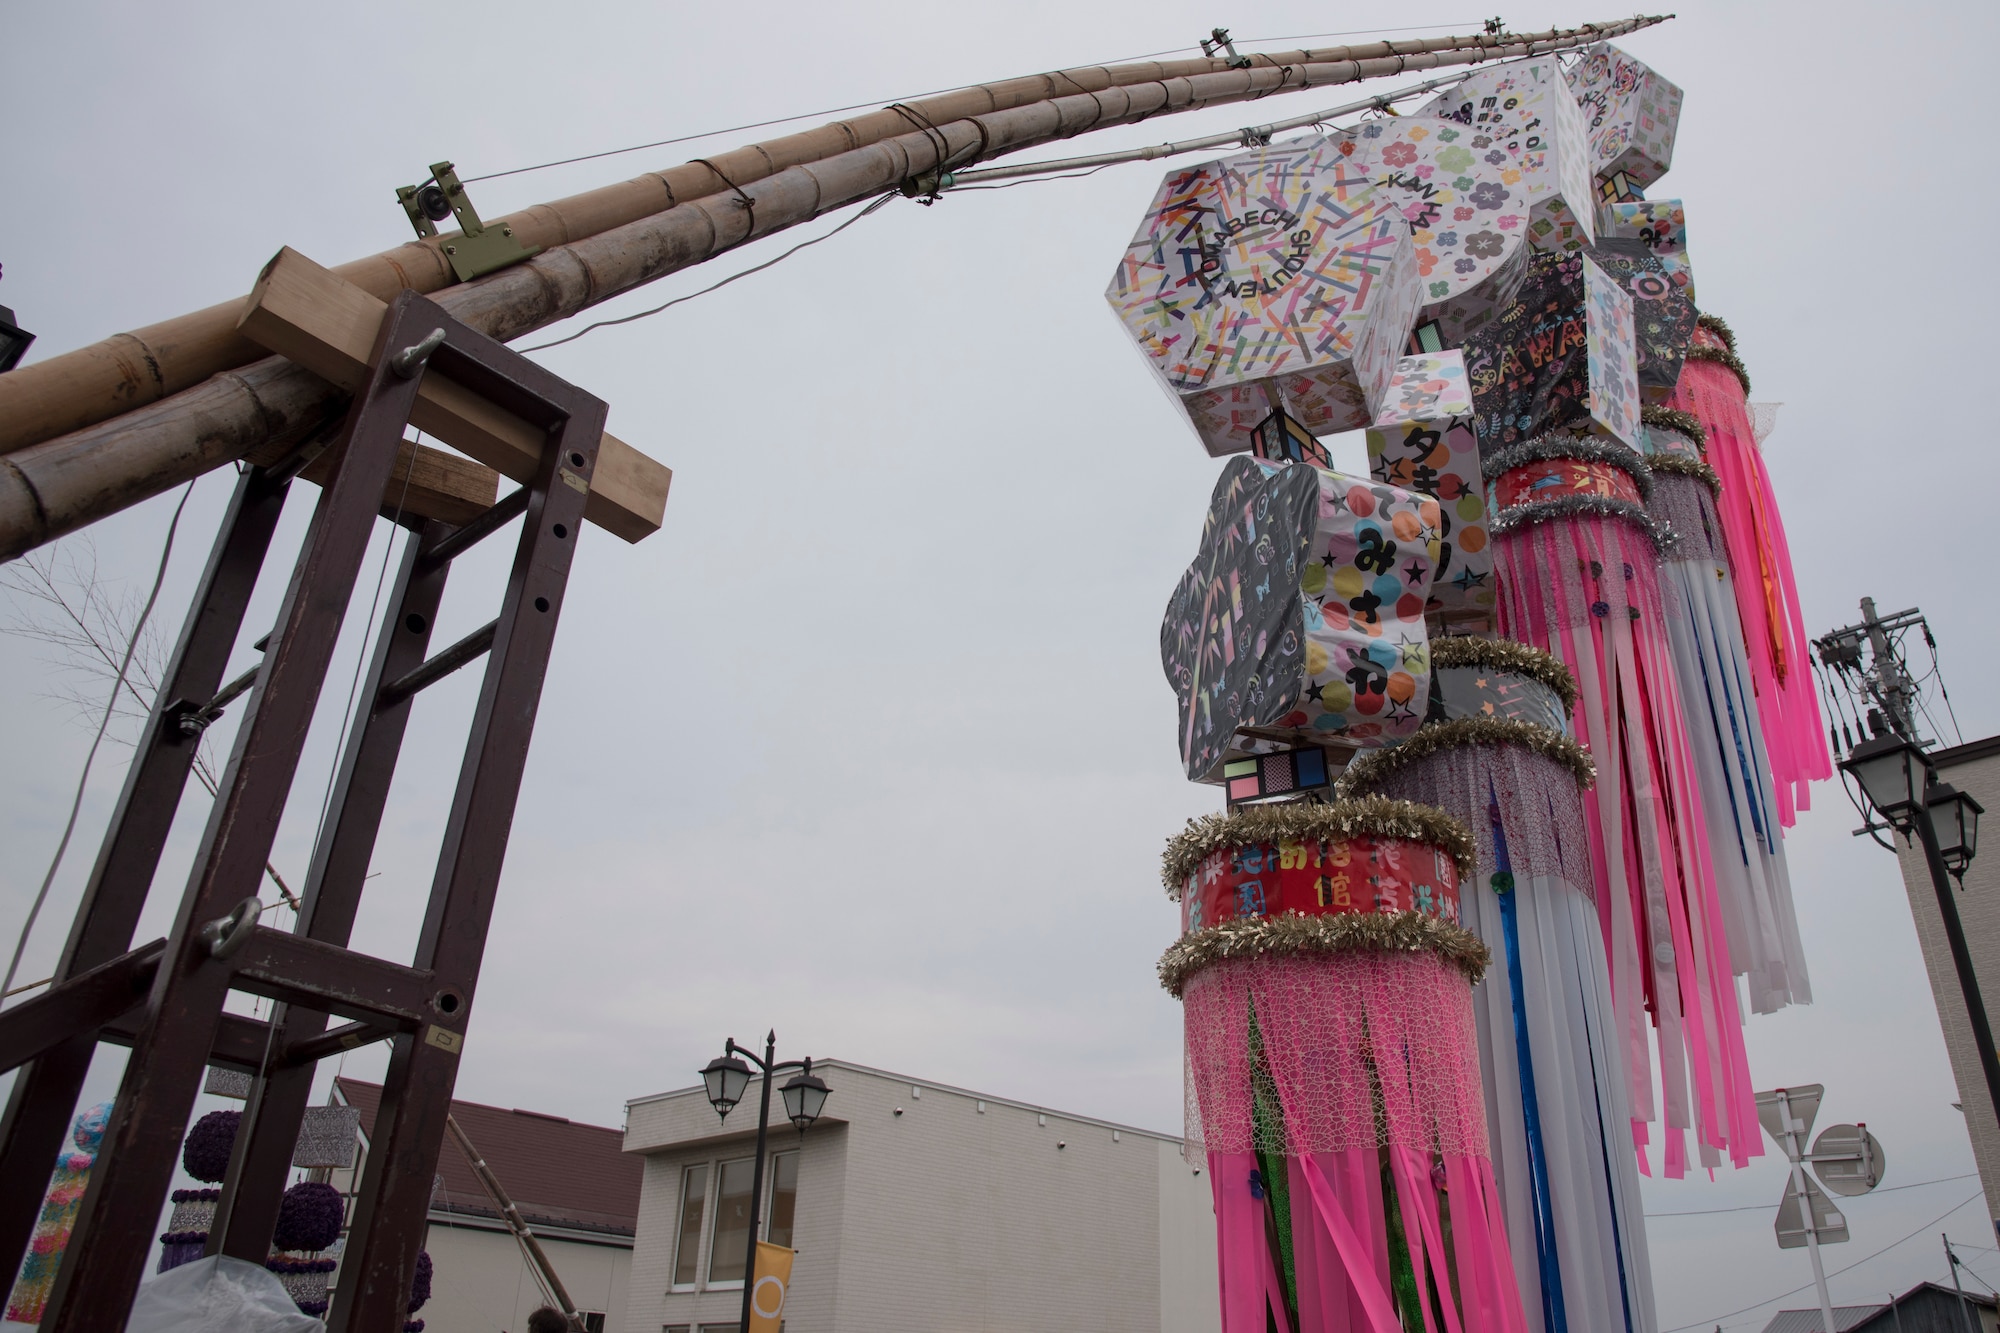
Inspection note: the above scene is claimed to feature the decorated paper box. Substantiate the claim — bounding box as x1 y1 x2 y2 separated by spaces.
1161 457 1439 782
1460 249 1640 452
1365 350 1494 620
1566 42 1685 194
1106 140 1422 457
1589 238 1697 403
1421 58 1598 262
1603 197 1694 301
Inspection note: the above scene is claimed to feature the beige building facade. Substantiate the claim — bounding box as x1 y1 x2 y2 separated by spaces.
1894 736 2000 1238
622 1060 1220 1332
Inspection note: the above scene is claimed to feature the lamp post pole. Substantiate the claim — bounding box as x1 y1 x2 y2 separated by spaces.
737 1031 777 1333
1910 808 2000 1137
701 1032 827 1333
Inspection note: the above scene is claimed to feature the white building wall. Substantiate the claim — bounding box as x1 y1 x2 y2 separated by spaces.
624 1062 1219 1333
418 1220 631 1333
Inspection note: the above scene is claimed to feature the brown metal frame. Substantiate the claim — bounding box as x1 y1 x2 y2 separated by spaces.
0 291 608 1331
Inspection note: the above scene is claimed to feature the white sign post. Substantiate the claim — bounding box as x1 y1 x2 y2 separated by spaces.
1756 1086 1890 1333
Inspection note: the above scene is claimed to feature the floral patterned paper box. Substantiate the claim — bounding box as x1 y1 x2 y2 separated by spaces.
1461 250 1640 452
1420 59 1596 244
1106 140 1423 457
1311 113 1585 343
1161 457 1439 782
1566 43 1684 191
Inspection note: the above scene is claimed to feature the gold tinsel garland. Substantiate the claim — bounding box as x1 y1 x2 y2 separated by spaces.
1640 405 1707 450
1647 453 1723 494
1695 312 1738 351
1157 909 1492 996
1160 797 1477 897
1429 636 1580 710
1335 718 1596 797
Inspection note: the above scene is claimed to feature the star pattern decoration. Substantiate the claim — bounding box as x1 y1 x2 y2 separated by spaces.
1403 558 1428 585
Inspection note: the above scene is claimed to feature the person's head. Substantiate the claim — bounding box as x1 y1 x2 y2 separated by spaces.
525 1309 569 1333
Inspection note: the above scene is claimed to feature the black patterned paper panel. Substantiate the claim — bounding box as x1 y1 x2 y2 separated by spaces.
1589 238 1696 403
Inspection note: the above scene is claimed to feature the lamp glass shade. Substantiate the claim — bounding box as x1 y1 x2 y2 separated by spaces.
701 1055 752 1118
1844 733 1924 821
1928 783 1983 872
780 1072 830 1130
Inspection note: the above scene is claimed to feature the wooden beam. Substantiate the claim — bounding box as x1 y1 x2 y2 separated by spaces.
239 248 670 543
298 436 499 528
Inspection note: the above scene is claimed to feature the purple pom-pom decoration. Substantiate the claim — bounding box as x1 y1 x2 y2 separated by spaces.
407 1249 432 1313
180 1110 241 1184
273 1181 345 1253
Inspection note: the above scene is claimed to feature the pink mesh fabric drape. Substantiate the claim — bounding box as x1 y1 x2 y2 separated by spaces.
1186 953 1528 1332
1668 338 1828 824
1493 512 1760 1175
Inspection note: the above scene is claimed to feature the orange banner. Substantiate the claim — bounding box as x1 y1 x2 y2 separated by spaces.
748 1242 795 1333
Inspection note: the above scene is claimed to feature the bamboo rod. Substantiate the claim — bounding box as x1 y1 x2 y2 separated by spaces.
941 68 1478 186
0 20 1658 458
444 1115 583 1328
0 17 1667 560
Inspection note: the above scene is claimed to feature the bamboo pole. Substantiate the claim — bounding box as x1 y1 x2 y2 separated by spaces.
0 17 1667 560
444 1115 584 1331
0 20 1659 458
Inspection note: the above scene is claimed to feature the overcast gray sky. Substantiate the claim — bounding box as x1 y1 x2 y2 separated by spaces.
4 2 1998 1329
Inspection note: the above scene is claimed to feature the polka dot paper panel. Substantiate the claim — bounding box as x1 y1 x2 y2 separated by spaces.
1162 458 1439 781
1603 199 1694 304
1366 416 1494 616
1107 142 1423 456
1373 350 1474 427
1566 43 1684 190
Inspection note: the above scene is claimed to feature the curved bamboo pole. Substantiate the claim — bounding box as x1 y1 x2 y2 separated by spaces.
0 20 1658 458
0 17 1668 560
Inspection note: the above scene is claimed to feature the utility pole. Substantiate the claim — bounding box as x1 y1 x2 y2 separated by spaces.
1859 597 1920 741
1945 1234 1979 1333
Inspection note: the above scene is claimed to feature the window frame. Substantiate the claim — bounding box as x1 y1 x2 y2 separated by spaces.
669 1161 710 1291
705 1154 757 1287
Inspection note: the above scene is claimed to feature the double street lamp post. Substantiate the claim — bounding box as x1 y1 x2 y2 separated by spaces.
701 1032 830 1333
1842 719 1994 1130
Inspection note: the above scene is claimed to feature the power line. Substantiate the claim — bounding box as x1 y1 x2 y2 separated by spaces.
459 22 1482 184
2 481 197 1002
517 191 897 354
1646 1173 1981 1218
1661 1191 1985 1333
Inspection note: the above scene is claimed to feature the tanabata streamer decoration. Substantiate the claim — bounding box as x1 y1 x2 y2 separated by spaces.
6 1102 110 1324
1340 640 1658 1333
1462 251 1640 452
1485 431 1759 1176
1668 315 1829 821
1106 141 1421 456
1367 351 1496 622
1564 44 1684 194
1422 59 1598 260
1159 800 1530 1333
1644 425 1813 1014
1160 457 1440 781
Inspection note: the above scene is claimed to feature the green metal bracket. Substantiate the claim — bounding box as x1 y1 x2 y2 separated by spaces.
396 161 541 283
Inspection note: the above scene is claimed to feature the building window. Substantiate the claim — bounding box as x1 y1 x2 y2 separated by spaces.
766 1151 799 1249
707 1156 756 1282
672 1163 708 1287
580 1316 605 1333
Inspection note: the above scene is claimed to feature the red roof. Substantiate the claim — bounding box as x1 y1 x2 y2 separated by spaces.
333 1078 640 1237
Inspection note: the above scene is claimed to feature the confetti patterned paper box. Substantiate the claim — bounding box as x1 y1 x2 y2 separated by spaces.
1161 457 1438 782
1566 42 1684 191
1603 198 1693 302
1421 58 1597 257
1461 250 1640 451
1106 141 1423 457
